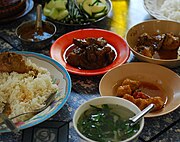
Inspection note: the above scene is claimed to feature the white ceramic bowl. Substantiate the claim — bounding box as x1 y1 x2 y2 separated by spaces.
73 96 144 142
126 20 180 68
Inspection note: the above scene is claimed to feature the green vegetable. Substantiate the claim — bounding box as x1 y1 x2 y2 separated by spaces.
56 10 69 20
81 0 107 17
43 0 108 24
54 0 67 9
82 0 93 16
43 0 69 20
43 7 51 16
49 8 59 20
91 3 106 13
45 0 55 9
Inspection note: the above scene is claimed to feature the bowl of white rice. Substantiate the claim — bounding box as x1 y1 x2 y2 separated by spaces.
144 0 180 23
0 51 71 133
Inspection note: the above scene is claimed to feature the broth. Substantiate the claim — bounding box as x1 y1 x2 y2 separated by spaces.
77 104 140 142
139 81 167 104
153 49 178 60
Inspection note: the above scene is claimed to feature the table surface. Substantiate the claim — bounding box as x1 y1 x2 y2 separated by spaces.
0 0 180 142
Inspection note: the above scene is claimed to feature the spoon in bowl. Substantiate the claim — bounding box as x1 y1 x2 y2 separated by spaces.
129 103 155 126
35 4 43 35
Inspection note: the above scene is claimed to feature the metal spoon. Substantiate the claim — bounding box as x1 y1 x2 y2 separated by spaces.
9 91 57 120
129 103 155 126
0 91 57 129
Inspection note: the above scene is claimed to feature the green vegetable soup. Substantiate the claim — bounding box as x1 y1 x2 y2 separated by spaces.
77 104 140 142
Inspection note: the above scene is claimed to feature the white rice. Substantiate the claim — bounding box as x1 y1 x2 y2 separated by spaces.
160 0 180 22
0 59 58 122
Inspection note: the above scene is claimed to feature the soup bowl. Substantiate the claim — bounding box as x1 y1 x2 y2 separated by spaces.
126 20 180 68
73 96 144 142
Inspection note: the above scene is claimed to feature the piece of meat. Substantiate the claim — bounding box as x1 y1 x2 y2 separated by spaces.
66 37 116 70
162 33 180 50
140 46 154 58
123 94 136 104
122 78 140 91
116 85 132 97
122 93 164 111
132 91 150 99
107 49 116 64
137 33 153 47
150 97 164 111
134 98 150 110
0 52 31 73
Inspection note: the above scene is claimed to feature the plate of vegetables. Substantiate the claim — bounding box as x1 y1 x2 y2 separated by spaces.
43 0 112 25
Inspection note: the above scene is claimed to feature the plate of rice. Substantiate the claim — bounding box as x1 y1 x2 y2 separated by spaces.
0 51 71 133
144 0 180 23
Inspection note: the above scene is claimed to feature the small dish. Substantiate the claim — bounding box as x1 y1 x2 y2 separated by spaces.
73 96 144 142
50 28 130 76
99 62 180 117
126 20 180 68
0 51 71 133
16 20 56 50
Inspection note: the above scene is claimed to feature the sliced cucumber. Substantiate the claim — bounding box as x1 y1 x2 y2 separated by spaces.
99 0 106 5
43 7 51 16
91 3 106 13
45 0 55 9
57 10 69 20
94 11 106 19
54 0 67 10
49 8 59 20
82 0 93 16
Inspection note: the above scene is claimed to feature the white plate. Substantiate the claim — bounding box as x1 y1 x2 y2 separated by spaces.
99 62 180 117
0 51 72 133
144 0 180 23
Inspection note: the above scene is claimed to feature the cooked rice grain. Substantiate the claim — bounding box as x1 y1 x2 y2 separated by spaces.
160 0 180 22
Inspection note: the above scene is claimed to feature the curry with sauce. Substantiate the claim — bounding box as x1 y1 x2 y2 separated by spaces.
134 32 180 59
66 37 116 69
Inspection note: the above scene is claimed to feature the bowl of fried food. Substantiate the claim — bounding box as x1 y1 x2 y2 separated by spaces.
126 20 180 68
99 62 180 117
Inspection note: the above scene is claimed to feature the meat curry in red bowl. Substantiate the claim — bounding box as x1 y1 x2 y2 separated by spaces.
50 28 129 76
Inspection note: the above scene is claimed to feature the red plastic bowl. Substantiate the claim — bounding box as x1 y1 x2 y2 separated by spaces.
50 28 130 76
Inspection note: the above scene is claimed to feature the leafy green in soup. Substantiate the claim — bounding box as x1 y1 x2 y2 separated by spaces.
77 104 140 142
